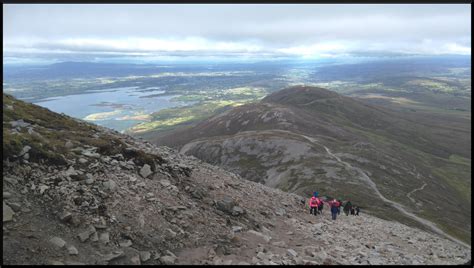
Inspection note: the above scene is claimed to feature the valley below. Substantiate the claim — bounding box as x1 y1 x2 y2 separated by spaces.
3 57 471 264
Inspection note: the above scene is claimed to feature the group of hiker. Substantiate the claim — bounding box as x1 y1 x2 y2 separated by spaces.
308 192 360 220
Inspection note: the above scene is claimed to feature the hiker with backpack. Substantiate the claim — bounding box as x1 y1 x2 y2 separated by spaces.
343 201 352 216
309 192 320 216
317 198 324 215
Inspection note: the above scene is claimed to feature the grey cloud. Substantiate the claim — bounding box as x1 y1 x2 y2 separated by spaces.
3 4 471 60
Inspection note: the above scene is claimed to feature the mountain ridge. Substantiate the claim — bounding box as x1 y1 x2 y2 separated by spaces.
2 93 471 264
149 86 471 245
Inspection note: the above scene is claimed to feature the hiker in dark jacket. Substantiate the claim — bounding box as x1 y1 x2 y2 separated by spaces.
336 199 342 215
343 201 352 216
317 199 324 215
329 199 339 220
355 206 360 216
351 206 355 215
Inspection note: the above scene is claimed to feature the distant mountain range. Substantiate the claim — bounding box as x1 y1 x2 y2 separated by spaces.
149 86 471 244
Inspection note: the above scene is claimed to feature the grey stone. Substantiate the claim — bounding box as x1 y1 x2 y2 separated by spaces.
7 202 22 212
159 255 177 265
159 179 171 187
19 145 31 156
3 202 15 222
272 241 287 247
247 230 271 243
103 180 117 192
90 231 99 242
166 228 177 238
3 192 13 199
99 232 110 244
65 141 74 148
68 246 79 255
232 226 243 233
140 164 153 178
49 237 67 248
257 251 267 260
81 150 101 159
191 187 207 199
59 211 72 222
139 251 151 262
39 185 49 194
216 196 235 214
287 249 298 257
120 239 133 247
65 166 77 177
4 177 18 185
64 261 85 265
78 158 88 164
275 208 286 216
130 254 141 265
232 206 245 216
77 226 96 242
103 251 125 262
222 260 233 265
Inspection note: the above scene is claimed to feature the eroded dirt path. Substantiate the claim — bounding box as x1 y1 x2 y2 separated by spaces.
322 145 470 249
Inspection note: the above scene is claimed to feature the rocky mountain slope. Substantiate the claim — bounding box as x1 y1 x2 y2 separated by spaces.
3 93 471 265
149 86 471 246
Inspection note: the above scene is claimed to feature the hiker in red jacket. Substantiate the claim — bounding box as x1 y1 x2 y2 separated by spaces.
309 192 320 216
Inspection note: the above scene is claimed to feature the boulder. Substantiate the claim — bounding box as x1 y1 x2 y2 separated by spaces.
39 185 49 194
3 202 15 222
248 230 271 243
159 255 177 265
130 254 141 265
99 232 110 244
59 211 73 222
65 141 74 148
216 196 235 214
4 177 18 185
68 246 79 255
232 206 245 216
19 145 32 156
232 226 243 233
139 251 151 262
287 249 298 258
159 179 171 187
103 180 117 192
3 192 13 199
49 237 66 248
119 240 133 247
272 241 287 248
102 251 125 262
77 226 96 242
140 164 152 178
6 202 22 212
191 186 207 199
275 208 286 216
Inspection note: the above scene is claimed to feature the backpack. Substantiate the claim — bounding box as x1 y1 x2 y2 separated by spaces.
311 198 318 206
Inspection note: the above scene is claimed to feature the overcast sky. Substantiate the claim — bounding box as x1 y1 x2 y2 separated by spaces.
3 4 471 64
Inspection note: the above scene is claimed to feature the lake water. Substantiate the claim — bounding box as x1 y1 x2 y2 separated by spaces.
33 86 193 132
